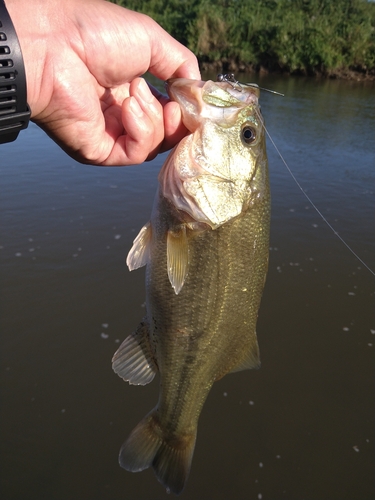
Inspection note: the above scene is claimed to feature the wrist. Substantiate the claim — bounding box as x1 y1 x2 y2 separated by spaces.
0 0 30 142
4 0 51 120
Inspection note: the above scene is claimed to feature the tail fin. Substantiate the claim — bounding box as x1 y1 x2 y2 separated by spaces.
119 410 196 495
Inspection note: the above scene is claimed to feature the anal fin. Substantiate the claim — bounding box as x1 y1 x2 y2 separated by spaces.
229 338 261 374
112 319 157 386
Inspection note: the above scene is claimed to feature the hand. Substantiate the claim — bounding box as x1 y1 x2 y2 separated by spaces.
6 0 201 165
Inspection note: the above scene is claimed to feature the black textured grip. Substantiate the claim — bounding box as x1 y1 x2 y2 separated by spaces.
0 0 30 143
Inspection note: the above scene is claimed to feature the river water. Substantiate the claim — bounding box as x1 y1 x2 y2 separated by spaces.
1 73 374 500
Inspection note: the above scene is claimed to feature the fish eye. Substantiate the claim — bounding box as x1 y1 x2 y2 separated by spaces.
241 125 256 145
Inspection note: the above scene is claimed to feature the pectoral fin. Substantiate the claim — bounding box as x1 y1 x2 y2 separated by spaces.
167 225 189 295
112 319 157 386
126 222 152 271
229 339 261 374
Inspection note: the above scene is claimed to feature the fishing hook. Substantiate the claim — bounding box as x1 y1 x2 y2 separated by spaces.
217 73 284 96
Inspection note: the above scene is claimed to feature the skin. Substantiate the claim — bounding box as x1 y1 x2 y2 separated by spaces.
6 0 201 165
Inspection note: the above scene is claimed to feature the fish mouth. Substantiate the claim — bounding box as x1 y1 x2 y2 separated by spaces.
165 78 204 98
165 79 206 133
165 78 260 133
165 78 259 102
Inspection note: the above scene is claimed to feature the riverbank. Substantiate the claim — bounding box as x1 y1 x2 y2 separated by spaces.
199 59 375 82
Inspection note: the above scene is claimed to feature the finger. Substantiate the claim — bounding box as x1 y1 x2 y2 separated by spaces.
80 4 200 88
146 82 192 153
97 96 149 165
122 96 156 164
99 78 166 165
160 101 189 153
141 15 201 81
130 78 165 159
105 79 164 165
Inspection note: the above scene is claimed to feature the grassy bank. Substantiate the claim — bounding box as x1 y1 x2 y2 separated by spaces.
113 0 375 78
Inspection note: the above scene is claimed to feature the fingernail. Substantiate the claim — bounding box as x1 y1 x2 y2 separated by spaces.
137 79 154 104
129 96 143 117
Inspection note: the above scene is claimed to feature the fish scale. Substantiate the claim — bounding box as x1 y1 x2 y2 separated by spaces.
112 77 270 494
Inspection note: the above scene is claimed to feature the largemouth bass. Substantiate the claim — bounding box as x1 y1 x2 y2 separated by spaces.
112 77 270 494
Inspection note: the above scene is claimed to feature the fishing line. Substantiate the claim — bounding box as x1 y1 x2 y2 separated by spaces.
216 74 374 276
261 117 375 277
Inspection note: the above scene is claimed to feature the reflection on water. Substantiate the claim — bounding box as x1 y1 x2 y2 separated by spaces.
1 74 374 500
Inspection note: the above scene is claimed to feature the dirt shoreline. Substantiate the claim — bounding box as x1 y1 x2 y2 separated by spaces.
199 59 375 82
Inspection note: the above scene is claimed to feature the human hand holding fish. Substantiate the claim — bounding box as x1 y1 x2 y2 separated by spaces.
5 0 200 165
113 76 270 494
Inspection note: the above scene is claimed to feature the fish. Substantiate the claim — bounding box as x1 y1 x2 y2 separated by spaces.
112 77 270 494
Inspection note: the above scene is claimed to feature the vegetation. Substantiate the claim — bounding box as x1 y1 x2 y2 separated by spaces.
112 0 375 77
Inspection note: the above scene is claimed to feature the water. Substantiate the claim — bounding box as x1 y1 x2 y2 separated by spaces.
1 74 374 500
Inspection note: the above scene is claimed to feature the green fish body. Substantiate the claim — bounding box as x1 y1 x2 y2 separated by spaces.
112 78 270 494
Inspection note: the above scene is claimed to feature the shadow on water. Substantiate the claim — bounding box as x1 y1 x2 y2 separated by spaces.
0 73 374 499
